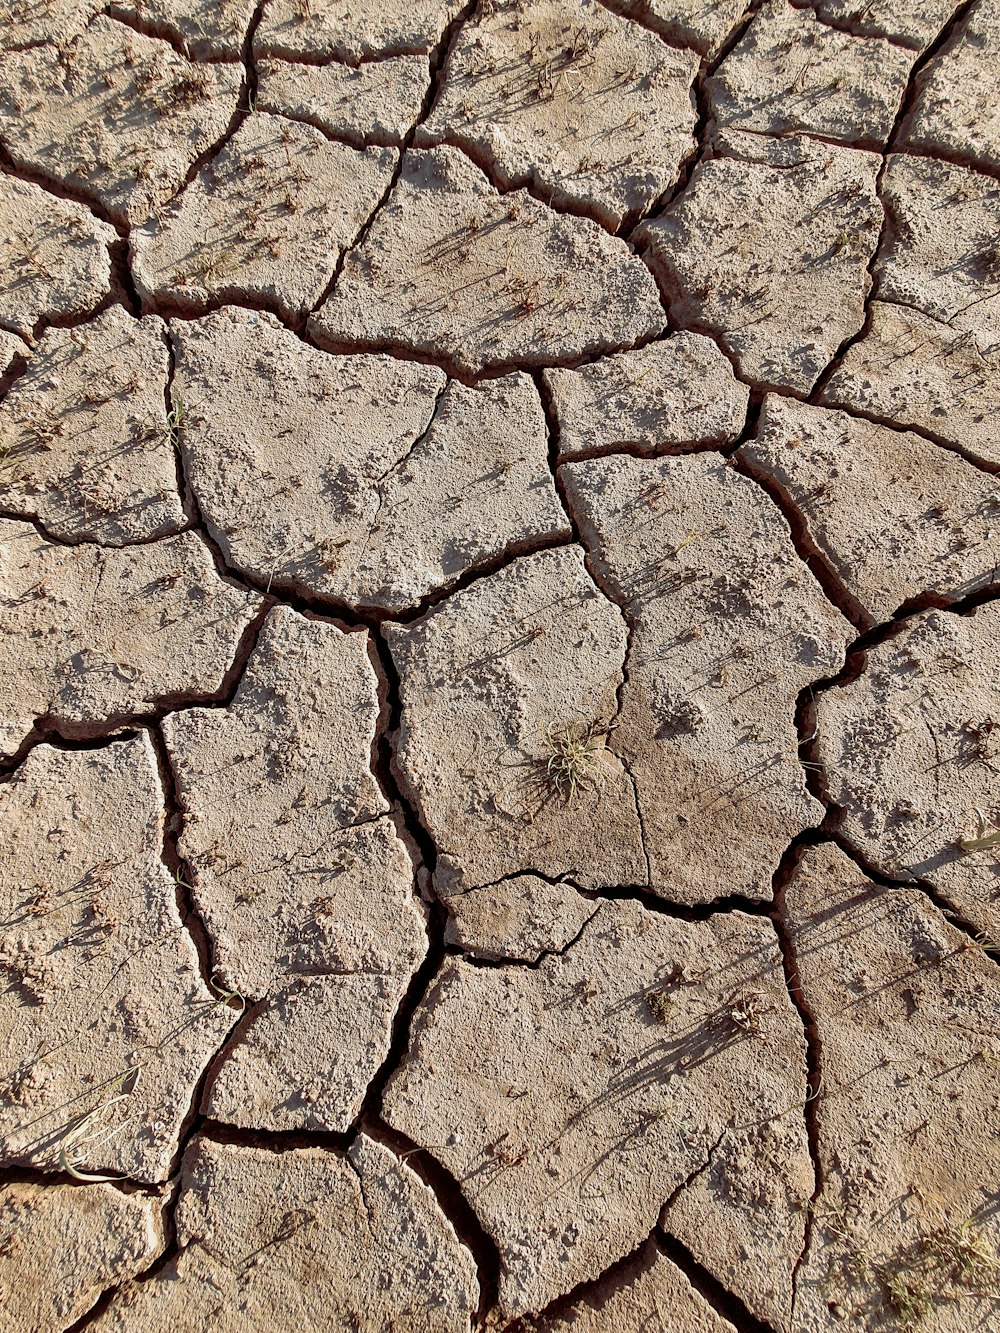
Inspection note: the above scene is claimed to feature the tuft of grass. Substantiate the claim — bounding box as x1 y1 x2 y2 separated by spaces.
540 720 613 806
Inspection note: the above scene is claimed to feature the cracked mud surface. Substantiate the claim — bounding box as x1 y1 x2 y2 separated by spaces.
2 1 1000 1331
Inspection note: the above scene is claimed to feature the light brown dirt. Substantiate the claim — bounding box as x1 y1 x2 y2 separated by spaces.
0 17 241 225
0 307 184 544
638 133 882 392
0 174 114 340
417 0 700 230
0 1181 163 1331
92 1134 479 1331
708 0 913 149
384 901 810 1321
4 3 1000 1330
0 736 234 1183
820 299 1000 468
131 115 397 319
311 145 666 374
0 523 261 759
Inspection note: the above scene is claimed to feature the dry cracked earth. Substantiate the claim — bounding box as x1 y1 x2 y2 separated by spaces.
1 0 1000 1330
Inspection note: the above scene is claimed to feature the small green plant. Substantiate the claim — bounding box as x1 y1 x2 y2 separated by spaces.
137 397 185 451
209 974 246 1015
540 720 613 805
645 987 673 1023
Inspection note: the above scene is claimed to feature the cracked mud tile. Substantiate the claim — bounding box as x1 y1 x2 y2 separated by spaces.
384 901 810 1322
443 874 596 963
898 0 1000 179
0 1181 163 1332
543 333 749 460
131 116 397 321
795 0 962 49
599 0 752 59
708 0 913 150
637 134 882 393
0 736 234 1182
785 843 1000 1330
0 175 114 341
108 0 259 59
820 300 1000 469
878 154 1000 358
416 0 700 231
534 1238 737 1332
386 545 647 895
92 1135 478 1332
0 0 103 51
816 603 1000 939
0 307 185 544
0 522 261 759
163 605 427 1132
254 0 463 62
256 54 428 147
310 145 666 376
740 396 1000 628
561 452 852 905
0 16 241 226
171 307 569 613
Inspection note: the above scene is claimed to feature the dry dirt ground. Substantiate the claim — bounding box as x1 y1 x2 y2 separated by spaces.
1 0 1000 1330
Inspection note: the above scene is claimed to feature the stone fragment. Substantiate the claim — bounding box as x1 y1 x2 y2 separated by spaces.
131 115 396 319
561 451 852 905
418 0 699 230
0 329 26 379
164 606 426 1131
543 333 749 460
816 603 1000 939
311 146 666 375
708 0 912 149
0 175 114 340
538 1241 737 1332
899 0 1000 175
638 136 881 392
0 1181 163 1332
0 0 103 51
821 300 1000 468
443 874 597 962
254 0 463 61
386 545 647 895
796 0 958 50
93 1135 478 1332
0 307 185 544
109 0 258 58
600 0 751 58
740 396 1000 627
786 843 1000 1331
256 54 428 146
171 308 569 613
878 153 1000 357
0 523 261 759
0 737 234 1182
385 901 810 1321
0 17 241 225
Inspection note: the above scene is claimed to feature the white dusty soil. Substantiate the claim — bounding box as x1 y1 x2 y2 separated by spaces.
2 2 1000 1331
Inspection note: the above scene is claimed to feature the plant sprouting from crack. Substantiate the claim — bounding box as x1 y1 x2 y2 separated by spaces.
137 396 186 453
